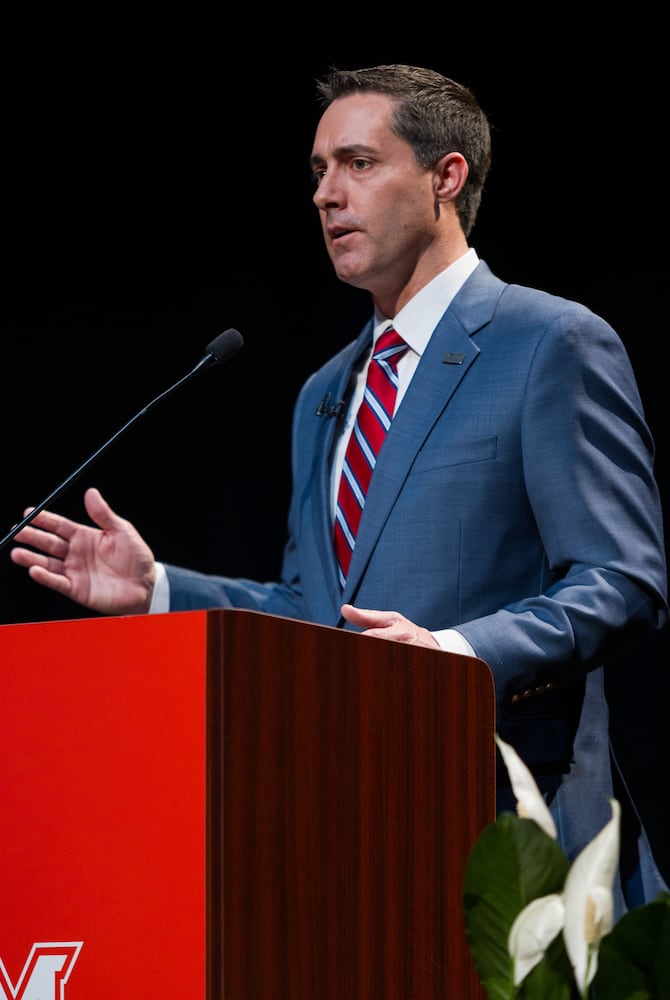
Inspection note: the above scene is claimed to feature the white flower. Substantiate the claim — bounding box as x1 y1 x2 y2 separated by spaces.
495 733 557 839
562 797 620 992
496 734 621 992
508 893 565 984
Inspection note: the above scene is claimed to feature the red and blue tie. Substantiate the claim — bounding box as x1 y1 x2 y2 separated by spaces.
333 327 408 588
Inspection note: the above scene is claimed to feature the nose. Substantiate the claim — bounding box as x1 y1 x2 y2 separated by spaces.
312 168 343 211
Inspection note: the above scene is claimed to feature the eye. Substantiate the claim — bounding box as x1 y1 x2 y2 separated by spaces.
351 157 371 172
310 166 327 186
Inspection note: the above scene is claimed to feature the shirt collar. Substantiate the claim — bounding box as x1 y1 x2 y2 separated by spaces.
373 247 479 356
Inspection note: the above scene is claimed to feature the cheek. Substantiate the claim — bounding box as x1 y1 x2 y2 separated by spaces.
382 192 436 243
390 177 436 221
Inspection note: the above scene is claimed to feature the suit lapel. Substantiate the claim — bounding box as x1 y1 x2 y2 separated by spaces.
340 265 502 606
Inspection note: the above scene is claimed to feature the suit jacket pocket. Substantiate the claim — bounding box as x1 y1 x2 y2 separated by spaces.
413 434 498 474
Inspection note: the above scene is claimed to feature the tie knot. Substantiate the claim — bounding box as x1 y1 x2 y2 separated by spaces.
373 326 407 362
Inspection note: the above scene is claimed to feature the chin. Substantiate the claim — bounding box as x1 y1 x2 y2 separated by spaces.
332 260 369 288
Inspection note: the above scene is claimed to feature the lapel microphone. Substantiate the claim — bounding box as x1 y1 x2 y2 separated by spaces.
315 392 347 419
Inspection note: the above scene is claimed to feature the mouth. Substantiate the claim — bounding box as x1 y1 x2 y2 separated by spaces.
327 225 358 247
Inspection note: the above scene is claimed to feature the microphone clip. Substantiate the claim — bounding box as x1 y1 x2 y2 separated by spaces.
315 393 346 419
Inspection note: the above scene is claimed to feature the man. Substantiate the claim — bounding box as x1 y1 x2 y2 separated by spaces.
10 65 668 913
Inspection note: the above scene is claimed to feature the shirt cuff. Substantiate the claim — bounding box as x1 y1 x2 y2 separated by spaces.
149 562 170 613
432 628 476 657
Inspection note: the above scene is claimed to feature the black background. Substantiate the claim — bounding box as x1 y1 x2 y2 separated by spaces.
1 14 667 876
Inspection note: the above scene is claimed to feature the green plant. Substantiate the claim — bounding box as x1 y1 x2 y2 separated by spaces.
462 735 670 999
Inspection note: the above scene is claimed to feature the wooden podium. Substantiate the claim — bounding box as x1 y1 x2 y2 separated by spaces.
0 608 495 999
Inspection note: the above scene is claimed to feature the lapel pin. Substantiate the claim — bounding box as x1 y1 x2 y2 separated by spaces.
443 352 465 365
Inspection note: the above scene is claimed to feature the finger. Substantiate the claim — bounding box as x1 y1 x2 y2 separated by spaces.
341 603 394 627
27 562 73 596
83 487 124 532
10 519 71 558
19 506 78 542
10 546 73 596
11 531 70 566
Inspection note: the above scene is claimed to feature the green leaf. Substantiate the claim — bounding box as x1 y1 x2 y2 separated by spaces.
517 932 575 1000
593 892 670 999
463 813 570 999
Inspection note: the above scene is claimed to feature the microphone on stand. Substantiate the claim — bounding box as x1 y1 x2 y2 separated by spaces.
0 328 244 552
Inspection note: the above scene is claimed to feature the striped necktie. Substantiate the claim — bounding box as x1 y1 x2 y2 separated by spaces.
333 327 408 588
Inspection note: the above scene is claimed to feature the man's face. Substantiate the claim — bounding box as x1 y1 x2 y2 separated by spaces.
310 93 439 302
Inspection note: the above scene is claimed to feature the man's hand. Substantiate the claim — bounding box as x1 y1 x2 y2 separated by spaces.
10 486 156 615
341 603 440 649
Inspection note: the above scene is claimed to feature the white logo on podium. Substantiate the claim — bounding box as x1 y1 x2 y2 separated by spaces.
0 942 82 999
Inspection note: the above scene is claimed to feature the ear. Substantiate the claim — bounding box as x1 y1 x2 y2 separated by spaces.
433 151 469 203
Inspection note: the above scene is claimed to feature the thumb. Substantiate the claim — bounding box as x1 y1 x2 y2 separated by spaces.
341 603 390 628
83 487 123 531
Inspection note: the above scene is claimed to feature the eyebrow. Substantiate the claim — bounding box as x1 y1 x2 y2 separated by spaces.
309 144 378 170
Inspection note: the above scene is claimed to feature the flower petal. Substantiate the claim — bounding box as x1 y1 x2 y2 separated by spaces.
508 893 565 984
562 798 620 991
495 733 558 839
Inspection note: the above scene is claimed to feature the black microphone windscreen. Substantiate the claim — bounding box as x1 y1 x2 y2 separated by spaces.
207 328 244 364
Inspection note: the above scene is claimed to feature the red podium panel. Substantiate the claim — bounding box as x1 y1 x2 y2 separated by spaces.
0 609 495 999
0 611 209 999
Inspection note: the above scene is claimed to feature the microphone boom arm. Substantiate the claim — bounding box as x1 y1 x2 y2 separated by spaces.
0 328 244 552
